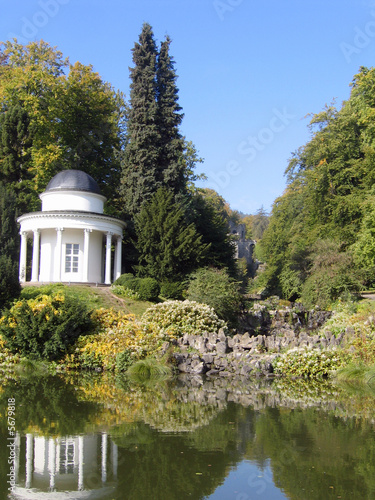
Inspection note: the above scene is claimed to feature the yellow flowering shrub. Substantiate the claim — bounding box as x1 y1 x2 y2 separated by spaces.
0 292 91 360
61 308 170 371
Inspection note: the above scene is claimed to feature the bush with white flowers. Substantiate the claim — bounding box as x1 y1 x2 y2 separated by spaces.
274 348 348 378
141 300 227 338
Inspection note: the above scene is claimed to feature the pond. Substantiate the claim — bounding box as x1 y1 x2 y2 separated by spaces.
1 371 374 500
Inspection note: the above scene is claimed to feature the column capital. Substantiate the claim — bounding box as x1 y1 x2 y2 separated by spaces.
84 228 92 233
55 227 64 232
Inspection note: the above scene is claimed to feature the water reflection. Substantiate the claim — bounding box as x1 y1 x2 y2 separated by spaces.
10 433 117 498
0 372 374 499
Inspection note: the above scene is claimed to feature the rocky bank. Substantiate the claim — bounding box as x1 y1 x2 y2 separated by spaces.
168 304 344 377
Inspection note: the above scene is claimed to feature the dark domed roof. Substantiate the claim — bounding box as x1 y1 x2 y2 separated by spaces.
45 170 102 195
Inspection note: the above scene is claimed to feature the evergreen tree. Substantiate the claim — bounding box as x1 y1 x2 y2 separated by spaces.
135 188 209 281
156 36 185 194
121 25 199 217
120 23 161 217
0 183 20 309
0 104 34 213
251 206 270 240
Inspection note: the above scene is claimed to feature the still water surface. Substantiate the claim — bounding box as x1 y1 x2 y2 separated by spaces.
1 371 374 500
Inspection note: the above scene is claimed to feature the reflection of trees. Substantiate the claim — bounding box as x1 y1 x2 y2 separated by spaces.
246 407 375 499
75 373 225 433
0 374 98 436
1 372 375 499
112 406 246 500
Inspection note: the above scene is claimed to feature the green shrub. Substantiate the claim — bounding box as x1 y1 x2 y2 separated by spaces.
111 284 141 300
142 300 226 337
116 350 134 372
187 267 242 326
137 277 160 301
113 273 136 286
0 293 92 361
160 281 185 300
113 274 160 301
0 254 21 310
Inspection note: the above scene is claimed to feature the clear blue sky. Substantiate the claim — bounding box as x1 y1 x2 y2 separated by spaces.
2 0 375 214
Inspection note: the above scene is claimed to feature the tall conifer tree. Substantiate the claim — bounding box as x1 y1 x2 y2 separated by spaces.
0 104 34 213
120 23 161 217
156 36 185 195
121 25 192 217
0 183 20 308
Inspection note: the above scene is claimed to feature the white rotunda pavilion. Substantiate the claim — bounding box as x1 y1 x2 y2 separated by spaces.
17 170 125 285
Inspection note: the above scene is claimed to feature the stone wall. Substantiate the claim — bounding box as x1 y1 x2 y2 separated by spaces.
169 305 342 377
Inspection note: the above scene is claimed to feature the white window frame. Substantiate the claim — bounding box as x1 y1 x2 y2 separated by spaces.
65 243 79 273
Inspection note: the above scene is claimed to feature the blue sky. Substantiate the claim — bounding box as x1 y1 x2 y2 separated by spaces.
2 0 375 214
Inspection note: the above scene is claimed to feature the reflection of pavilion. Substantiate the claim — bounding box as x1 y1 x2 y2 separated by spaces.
11 433 118 498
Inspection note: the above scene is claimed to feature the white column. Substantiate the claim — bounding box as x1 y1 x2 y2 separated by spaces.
78 436 84 491
31 230 40 282
19 231 28 282
55 228 64 282
83 229 91 283
105 232 113 285
115 236 122 280
112 441 118 479
15 432 21 484
101 432 108 483
25 434 33 489
48 438 56 491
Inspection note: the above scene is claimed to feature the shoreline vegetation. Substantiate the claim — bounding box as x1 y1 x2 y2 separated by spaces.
2 36 375 396
0 283 375 387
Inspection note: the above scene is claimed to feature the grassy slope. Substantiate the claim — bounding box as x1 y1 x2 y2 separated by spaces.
20 284 152 317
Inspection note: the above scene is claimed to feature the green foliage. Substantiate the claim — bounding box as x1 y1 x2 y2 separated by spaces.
186 267 241 325
274 348 348 378
0 183 20 309
349 332 375 365
135 188 209 281
336 363 375 385
300 239 363 308
137 277 160 301
155 35 185 195
111 284 141 300
141 300 226 337
120 23 160 217
116 350 134 372
160 281 185 299
0 293 92 361
113 274 160 301
190 190 236 274
0 40 124 211
19 283 107 310
0 104 34 213
126 357 173 380
258 66 375 304
120 24 201 217
250 206 270 240
113 273 137 287
352 200 375 268
0 254 20 310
